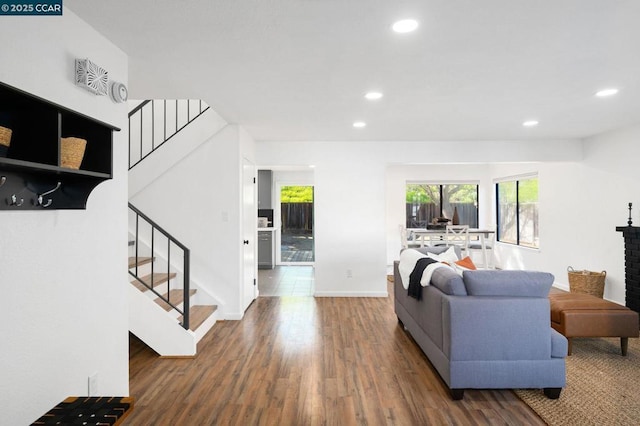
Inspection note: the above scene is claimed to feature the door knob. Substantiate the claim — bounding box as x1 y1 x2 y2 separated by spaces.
243 240 249 245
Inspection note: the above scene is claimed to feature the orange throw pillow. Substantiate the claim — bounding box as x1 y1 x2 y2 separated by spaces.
455 256 477 270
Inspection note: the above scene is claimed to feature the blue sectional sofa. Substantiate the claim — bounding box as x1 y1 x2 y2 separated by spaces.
393 247 567 400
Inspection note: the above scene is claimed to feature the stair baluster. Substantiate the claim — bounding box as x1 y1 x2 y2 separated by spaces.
128 99 210 170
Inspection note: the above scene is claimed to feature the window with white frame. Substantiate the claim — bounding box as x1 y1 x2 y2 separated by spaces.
496 175 539 248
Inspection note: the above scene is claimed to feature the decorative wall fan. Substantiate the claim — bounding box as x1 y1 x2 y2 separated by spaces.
75 58 108 96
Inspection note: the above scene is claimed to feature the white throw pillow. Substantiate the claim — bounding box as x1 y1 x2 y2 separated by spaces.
427 246 459 264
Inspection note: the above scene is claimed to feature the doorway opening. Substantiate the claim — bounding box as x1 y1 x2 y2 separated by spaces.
280 185 314 264
257 266 314 296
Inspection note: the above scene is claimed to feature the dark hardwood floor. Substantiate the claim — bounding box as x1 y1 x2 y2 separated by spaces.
126 284 545 425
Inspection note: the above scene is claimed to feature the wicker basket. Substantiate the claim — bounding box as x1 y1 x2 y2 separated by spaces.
61 137 87 169
567 266 606 298
0 126 11 157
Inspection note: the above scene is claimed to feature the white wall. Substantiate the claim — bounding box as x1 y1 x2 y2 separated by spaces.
491 124 640 304
582 124 640 303
130 124 256 319
272 169 314 193
258 142 388 296
0 9 129 425
256 139 581 297
128 106 228 197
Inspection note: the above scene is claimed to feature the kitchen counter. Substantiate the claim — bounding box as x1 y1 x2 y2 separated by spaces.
257 227 278 232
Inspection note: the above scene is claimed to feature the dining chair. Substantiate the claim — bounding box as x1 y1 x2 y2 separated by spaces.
399 224 421 249
468 226 495 269
445 225 470 255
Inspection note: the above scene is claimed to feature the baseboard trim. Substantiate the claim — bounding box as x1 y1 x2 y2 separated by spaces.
160 355 196 359
313 291 388 298
553 283 570 292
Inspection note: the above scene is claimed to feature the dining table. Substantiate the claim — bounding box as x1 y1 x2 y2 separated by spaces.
409 228 495 268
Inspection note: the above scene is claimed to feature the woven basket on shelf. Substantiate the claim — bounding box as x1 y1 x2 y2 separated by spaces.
0 126 11 146
0 126 11 157
567 266 606 298
61 137 87 169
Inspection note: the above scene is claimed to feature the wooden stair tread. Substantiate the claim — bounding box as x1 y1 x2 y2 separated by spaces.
136 272 177 288
128 256 153 269
155 289 197 311
180 305 217 331
131 279 149 293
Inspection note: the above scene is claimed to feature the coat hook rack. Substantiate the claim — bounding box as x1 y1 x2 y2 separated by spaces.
8 193 24 207
35 181 61 208
6 181 29 207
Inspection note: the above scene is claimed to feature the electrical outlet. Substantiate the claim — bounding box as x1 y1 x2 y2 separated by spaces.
88 372 98 396
346 269 353 278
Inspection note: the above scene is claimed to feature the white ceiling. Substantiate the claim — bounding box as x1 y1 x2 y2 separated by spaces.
66 0 640 142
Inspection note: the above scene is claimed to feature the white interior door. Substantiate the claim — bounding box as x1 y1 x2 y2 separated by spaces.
242 157 257 311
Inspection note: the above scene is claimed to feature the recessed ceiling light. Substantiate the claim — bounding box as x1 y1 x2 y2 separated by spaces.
392 19 419 33
353 121 367 128
365 92 383 100
595 88 619 97
522 120 539 127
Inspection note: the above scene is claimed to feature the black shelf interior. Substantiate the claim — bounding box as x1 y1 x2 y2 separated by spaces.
1 89 58 166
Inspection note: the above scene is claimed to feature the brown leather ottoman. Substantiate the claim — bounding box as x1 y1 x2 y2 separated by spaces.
549 292 639 356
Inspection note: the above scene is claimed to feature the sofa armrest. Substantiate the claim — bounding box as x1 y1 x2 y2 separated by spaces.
431 267 467 296
443 296 553 361
550 328 568 358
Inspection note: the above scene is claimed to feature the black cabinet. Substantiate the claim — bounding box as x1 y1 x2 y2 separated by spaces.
0 82 119 210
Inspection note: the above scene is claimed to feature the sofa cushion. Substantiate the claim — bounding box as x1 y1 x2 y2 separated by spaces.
462 270 554 297
430 267 467 296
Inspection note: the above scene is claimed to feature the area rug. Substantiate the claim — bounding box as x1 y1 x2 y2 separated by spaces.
515 336 640 425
